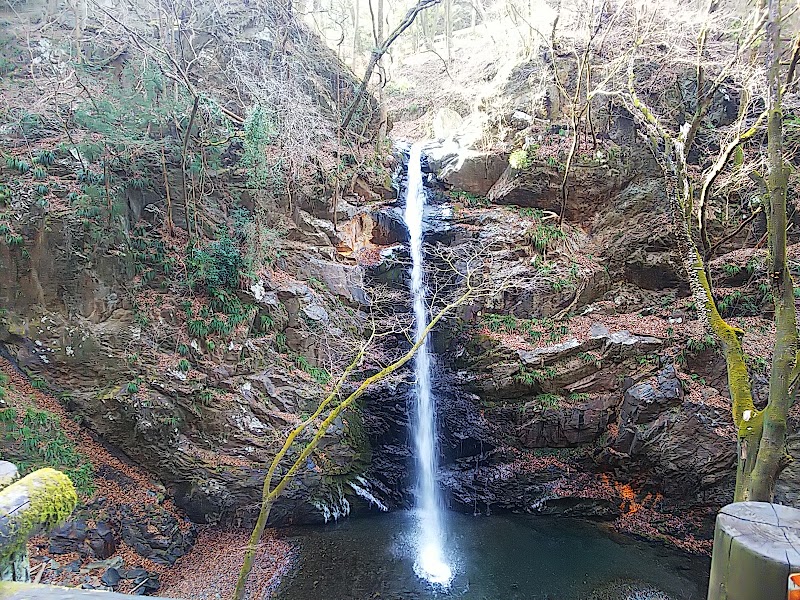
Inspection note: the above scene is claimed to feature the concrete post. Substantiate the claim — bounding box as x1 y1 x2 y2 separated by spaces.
708 502 800 600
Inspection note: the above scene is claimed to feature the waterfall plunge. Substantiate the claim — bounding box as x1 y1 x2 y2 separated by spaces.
403 142 453 587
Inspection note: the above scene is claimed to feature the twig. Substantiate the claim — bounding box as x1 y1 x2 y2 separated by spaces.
181 96 200 241
341 0 442 130
33 561 47 584
707 207 762 260
129 577 150 594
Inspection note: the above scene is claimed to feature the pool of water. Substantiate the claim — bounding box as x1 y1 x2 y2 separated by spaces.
275 510 710 600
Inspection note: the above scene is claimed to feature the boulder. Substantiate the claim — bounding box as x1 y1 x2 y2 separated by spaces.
298 258 369 306
100 567 121 588
118 504 197 566
49 520 88 555
87 522 116 559
602 369 736 503
425 142 507 196
618 365 683 427
487 158 631 220
518 394 618 448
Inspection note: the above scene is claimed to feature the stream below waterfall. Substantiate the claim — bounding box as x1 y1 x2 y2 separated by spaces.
274 510 710 599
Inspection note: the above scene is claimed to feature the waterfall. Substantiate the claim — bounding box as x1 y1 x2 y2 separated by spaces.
403 142 453 587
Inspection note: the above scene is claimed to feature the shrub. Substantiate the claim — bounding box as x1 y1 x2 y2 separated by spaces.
534 393 561 408
0 405 95 496
187 235 247 294
509 149 531 170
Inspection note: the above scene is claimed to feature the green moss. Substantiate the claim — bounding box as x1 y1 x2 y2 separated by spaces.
0 468 18 491
0 468 77 561
509 149 531 170
342 406 370 466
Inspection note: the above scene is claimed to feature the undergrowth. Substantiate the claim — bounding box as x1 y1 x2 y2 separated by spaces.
0 381 95 497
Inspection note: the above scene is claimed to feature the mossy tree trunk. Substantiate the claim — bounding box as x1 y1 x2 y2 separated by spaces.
617 0 794 502
743 0 795 501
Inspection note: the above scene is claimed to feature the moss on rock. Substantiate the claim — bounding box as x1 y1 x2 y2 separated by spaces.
0 468 77 562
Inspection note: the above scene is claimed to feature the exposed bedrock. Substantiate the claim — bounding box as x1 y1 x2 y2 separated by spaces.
407 137 798 540
2 121 797 551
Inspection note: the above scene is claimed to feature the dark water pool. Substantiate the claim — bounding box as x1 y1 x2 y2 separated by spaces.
275 510 710 600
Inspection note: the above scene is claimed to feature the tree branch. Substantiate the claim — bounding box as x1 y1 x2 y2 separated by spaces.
340 0 442 131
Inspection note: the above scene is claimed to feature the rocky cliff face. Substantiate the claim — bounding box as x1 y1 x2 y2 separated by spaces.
396 130 797 552
0 0 394 534
1 0 797 574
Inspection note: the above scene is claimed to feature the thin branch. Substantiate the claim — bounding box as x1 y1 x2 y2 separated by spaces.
340 0 442 130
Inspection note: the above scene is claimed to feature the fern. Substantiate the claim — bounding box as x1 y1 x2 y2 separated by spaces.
534 393 561 408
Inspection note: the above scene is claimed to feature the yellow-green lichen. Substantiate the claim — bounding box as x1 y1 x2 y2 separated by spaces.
0 467 77 562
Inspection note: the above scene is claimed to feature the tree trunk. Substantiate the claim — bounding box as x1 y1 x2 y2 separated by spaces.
74 0 87 63
471 1 476 31
445 0 452 64
745 0 794 502
352 0 361 69
341 0 442 131
376 0 388 142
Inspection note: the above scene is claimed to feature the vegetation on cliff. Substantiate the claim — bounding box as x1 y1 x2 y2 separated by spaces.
2 0 800 595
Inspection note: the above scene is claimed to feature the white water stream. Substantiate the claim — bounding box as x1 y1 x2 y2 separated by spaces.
403 142 453 587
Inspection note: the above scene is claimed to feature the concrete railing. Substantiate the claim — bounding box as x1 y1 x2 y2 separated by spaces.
0 581 174 598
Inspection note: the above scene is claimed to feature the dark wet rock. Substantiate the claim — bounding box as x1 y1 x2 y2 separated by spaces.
122 568 149 580
371 208 409 245
65 559 81 573
589 178 685 291
440 448 566 514
101 567 121 587
118 504 197 565
533 496 621 519
142 573 161 592
599 368 736 504
458 323 662 402
425 143 508 196
361 379 414 507
487 155 634 221
87 521 116 559
49 520 88 555
439 387 498 460
128 571 161 595
518 394 619 448
617 365 684 429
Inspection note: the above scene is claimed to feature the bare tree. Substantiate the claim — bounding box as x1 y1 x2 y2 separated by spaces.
595 0 798 501
341 0 444 130
232 243 512 599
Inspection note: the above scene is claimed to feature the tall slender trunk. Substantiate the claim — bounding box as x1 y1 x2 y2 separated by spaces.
74 0 87 63
445 0 452 64
745 0 795 501
352 0 361 68
375 0 388 143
